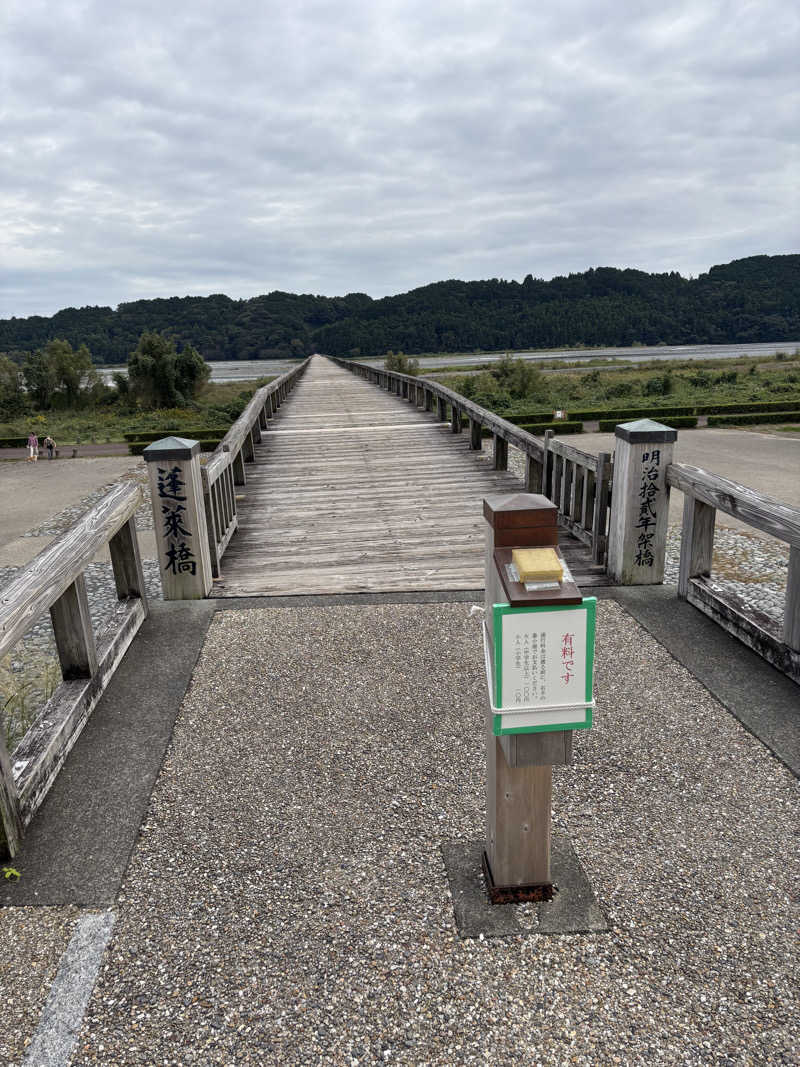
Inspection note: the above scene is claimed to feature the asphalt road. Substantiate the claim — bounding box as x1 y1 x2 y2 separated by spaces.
569 425 800 531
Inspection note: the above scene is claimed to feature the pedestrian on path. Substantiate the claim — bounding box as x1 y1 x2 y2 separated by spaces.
27 432 39 462
44 435 55 459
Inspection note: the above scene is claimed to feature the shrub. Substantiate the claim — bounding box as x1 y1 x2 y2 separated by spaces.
384 351 419 376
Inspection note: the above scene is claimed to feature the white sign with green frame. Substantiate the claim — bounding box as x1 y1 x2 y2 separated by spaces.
485 597 596 735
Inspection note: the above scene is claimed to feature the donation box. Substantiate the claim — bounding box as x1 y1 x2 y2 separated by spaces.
483 494 596 736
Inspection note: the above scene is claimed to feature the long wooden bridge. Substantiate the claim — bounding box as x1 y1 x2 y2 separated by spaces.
213 356 608 597
1 353 798 857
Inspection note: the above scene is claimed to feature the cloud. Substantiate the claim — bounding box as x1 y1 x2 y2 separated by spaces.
1 0 798 317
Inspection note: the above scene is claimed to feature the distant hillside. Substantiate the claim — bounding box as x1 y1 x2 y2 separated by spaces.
1 254 798 363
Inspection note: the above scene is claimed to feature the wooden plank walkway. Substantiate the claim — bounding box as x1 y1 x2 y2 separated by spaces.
213 356 610 596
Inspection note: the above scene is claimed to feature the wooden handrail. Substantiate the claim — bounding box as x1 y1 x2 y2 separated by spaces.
202 356 311 577
669 460 799 681
0 482 143 658
0 481 148 855
333 357 612 563
667 463 800 547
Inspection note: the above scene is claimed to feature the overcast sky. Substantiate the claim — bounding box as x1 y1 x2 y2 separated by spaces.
2 0 798 319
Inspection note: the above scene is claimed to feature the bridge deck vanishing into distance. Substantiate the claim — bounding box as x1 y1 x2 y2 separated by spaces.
212 357 608 597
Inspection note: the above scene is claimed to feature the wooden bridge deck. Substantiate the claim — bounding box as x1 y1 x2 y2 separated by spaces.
213 357 610 596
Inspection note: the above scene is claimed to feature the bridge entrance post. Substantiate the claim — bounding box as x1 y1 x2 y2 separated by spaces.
144 437 213 599
607 419 677 584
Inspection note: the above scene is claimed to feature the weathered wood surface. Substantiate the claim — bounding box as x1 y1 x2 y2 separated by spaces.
672 460 800 678
0 482 143 659
687 578 800 683
0 483 148 855
667 463 800 548
212 357 609 596
218 358 310 458
14 597 147 824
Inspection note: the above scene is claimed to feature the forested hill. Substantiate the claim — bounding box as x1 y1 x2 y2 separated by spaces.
2 254 798 363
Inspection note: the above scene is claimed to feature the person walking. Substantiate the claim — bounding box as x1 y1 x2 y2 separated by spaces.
44 435 55 460
27 432 39 462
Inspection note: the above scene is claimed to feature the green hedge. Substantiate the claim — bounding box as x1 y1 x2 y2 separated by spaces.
517 420 583 435
128 438 223 456
707 410 800 427
123 427 227 442
505 409 554 424
598 415 698 432
696 398 800 416
0 436 29 448
506 396 800 424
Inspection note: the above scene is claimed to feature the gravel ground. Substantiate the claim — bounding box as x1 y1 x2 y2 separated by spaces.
0 906 81 1062
65 600 798 1065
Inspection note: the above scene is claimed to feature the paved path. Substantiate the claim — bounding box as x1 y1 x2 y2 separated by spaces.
1 364 798 1064
572 426 800 532
1 592 797 1064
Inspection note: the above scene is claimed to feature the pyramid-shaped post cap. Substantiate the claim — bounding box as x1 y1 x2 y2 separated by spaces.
483 493 557 529
614 419 678 443
142 436 201 461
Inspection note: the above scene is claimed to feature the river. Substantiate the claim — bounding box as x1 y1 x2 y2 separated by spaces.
97 341 800 383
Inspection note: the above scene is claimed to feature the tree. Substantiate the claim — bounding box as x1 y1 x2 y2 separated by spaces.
21 339 100 409
127 331 211 409
22 349 58 409
384 350 419 376
0 355 25 415
45 339 98 407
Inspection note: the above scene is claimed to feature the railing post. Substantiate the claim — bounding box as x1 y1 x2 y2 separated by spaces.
425 389 433 412
201 466 221 579
607 420 677 584
50 575 98 680
785 547 800 651
677 496 716 598
144 437 213 599
592 452 611 565
242 428 255 463
0 741 23 857
451 406 462 433
543 429 553 498
470 418 483 451
437 397 447 421
493 434 508 470
109 516 148 607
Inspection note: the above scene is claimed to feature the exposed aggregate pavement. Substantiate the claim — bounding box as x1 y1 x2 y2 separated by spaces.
2 441 797 1064
53 600 798 1065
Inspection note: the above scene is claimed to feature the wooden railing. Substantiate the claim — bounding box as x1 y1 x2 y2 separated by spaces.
545 433 612 564
668 463 800 683
202 358 310 577
0 482 147 856
333 358 612 564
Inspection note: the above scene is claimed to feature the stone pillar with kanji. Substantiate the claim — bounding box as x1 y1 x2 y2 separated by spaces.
144 437 213 599
607 419 677 584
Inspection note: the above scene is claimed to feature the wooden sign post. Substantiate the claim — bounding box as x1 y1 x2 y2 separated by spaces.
483 493 596 901
607 419 677 584
144 437 213 600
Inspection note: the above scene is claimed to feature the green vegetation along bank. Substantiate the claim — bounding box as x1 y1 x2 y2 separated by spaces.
434 350 800 429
